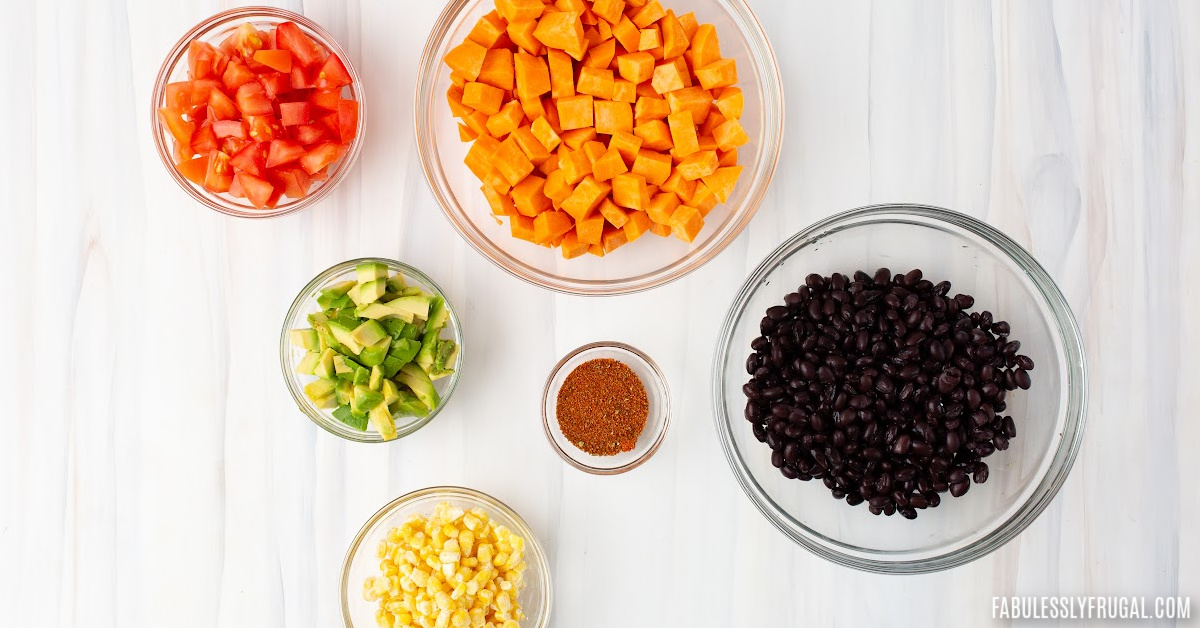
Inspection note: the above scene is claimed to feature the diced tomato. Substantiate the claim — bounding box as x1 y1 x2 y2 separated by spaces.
188 41 220 79
267 139 306 168
230 141 268 178
245 115 281 142
316 54 352 88
299 142 342 175
190 123 218 154
221 136 251 155
280 102 311 127
265 187 283 208
275 22 325 67
235 82 273 116
228 172 246 198
190 79 222 104
289 64 316 90
235 172 275 208
164 81 193 111
309 167 330 181
317 112 340 138
158 107 196 147
274 167 312 199
309 88 340 111
293 124 328 145
231 23 266 59
253 49 293 73
222 60 257 92
204 151 234 193
337 99 358 143
208 89 238 120
213 119 247 139
176 153 210 185
258 72 292 100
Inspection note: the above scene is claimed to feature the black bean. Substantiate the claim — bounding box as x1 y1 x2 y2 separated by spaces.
1014 369 1031 390
1016 355 1035 371
973 462 989 484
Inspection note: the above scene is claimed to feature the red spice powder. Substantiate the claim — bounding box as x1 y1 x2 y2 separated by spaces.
556 358 649 456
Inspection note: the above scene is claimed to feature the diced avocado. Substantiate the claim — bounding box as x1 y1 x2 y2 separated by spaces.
426 296 449 329
356 302 398 320
335 379 354 405
356 262 390 285
353 366 371 386
304 379 336 402
350 320 388 348
397 363 439 410
386 295 433 320
296 351 321 375
348 279 387 306
368 403 398 440
358 337 392 367
400 286 424 297
290 328 320 351
351 385 385 414
381 355 405 379
387 274 407 292
317 293 354 310
388 338 422 365
332 404 369 431
382 319 422 341
314 348 337 379
381 379 401 406
369 365 385 391
333 355 354 377
390 390 430 418
429 340 458 381
328 319 363 354
415 297 449 371
321 280 358 297
307 311 330 328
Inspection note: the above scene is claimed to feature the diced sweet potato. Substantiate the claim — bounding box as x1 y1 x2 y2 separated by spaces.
633 119 673 151
678 11 699 39
481 165 513 194
689 180 719 215
557 94 594 130
444 40 488 81
482 184 516 216
617 51 655 83
676 150 718 181
592 147 629 181
531 116 562 151
665 86 712 124
486 100 526 137
576 214 606 245
634 96 671 121
592 0 627 25
561 231 590 258
514 52 552 101
547 49 576 98
538 151 560 176
558 148 592 183
582 140 608 164
696 58 737 90
713 117 749 152
648 221 672 237
646 190 681 224
468 11 508 49
544 169 573 202
511 125 552 164
661 168 696 201
520 94 546 120
612 16 641 52
718 147 738 167
458 123 478 142
534 12 587 60
690 23 721 67
490 136 536 185
638 27 662 52
666 110 698 157
533 210 574 243
714 86 743 119
496 0 544 22
669 204 704 242
584 39 617 69
598 198 631 227
611 172 648 210
602 224 630 253
594 100 633 135
561 127 598 149
699 110 727 137
465 141 496 179
609 131 643 164
511 214 537 241
511 174 552 216
561 174 611 220
670 55 693 87
700 165 742 202
447 85 473 118
577 67 616 100
660 10 689 58
623 209 652 241
478 48 515 90
507 20 543 55
631 148 672 185
588 244 606 256
612 79 637 103
462 81 504 115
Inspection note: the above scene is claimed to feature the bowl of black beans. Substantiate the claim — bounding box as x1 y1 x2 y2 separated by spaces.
712 204 1087 573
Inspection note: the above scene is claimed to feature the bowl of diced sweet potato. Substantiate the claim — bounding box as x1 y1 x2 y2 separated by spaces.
416 0 783 295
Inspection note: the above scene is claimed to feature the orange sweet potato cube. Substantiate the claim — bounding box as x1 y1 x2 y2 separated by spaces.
601 224 629 253
444 40 488 81
514 52 552 101
611 172 648 210
592 147 629 181
558 148 593 184
511 214 537 241
697 133 718 152
561 127 598 149
496 0 545 22
638 27 662 52
666 110 699 157
464 110 490 138
534 12 587 60
481 165 513 195
556 94 594 131
635 95 671 121
696 58 737 90
561 231 590 258
701 165 743 202
468 11 508 49
690 23 721 67
660 10 689 58
648 221 672 237
593 100 633 135
556 0 587 14
511 125 552 165
689 180 719 215
450 72 468 87
538 150 561 176
464 140 496 179
588 244 607 256
576 214 606 245
584 39 617 69
530 116 562 151
661 168 696 201
612 79 637 103
511 174 552 216
520 93 546 120
582 140 608 164
713 118 750 152
666 86 713 125
617 51 655 83
507 20 544 55
598 197 631 227
458 123 478 142
478 48 515 90
633 119 673 151
632 149 672 186
677 11 699 39
547 49 576 98
699 110 727 137
669 204 704 242
593 0 627 24
676 150 718 181
461 81 505 115
447 85 473 118
561 174 611 220
671 55 693 88
533 210 575 243
481 184 516 216
632 0 666 26
489 136 536 185
486 100 526 137
623 209 652 241
718 147 738 167
609 131 643 164
611 16 640 52
577 67 615 100
715 86 744 119
543 169 573 203
646 190 681 224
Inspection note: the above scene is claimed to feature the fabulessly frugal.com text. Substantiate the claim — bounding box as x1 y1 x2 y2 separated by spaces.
993 596 1191 620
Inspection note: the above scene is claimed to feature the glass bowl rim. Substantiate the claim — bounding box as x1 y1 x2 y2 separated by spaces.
412 0 785 296
541 341 672 475
150 5 367 219
279 257 464 443
339 485 553 628
710 203 1089 574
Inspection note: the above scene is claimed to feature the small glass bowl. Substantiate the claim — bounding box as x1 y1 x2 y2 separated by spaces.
151 7 366 218
341 486 552 628
279 258 463 443
712 204 1088 573
415 0 784 295
542 342 671 474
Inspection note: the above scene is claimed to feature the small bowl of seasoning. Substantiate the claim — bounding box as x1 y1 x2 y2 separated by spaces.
541 342 671 474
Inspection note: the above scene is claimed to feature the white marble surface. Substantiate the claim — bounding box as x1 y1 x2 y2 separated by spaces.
2 0 1197 626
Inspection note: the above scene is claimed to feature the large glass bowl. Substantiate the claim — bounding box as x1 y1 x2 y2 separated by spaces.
151 7 366 218
712 204 1088 573
415 0 783 295
279 258 463 443
341 486 552 628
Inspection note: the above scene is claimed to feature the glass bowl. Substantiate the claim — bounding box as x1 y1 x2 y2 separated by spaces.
341 486 552 628
712 204 1088 573
415 0 784 295
542 342 671 474
151 6 366 218
279 258 463 443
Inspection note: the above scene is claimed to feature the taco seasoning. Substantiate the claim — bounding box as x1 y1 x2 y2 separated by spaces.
556 358 649 456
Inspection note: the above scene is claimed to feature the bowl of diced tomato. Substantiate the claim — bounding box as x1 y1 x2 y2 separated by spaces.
152 7 365 217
